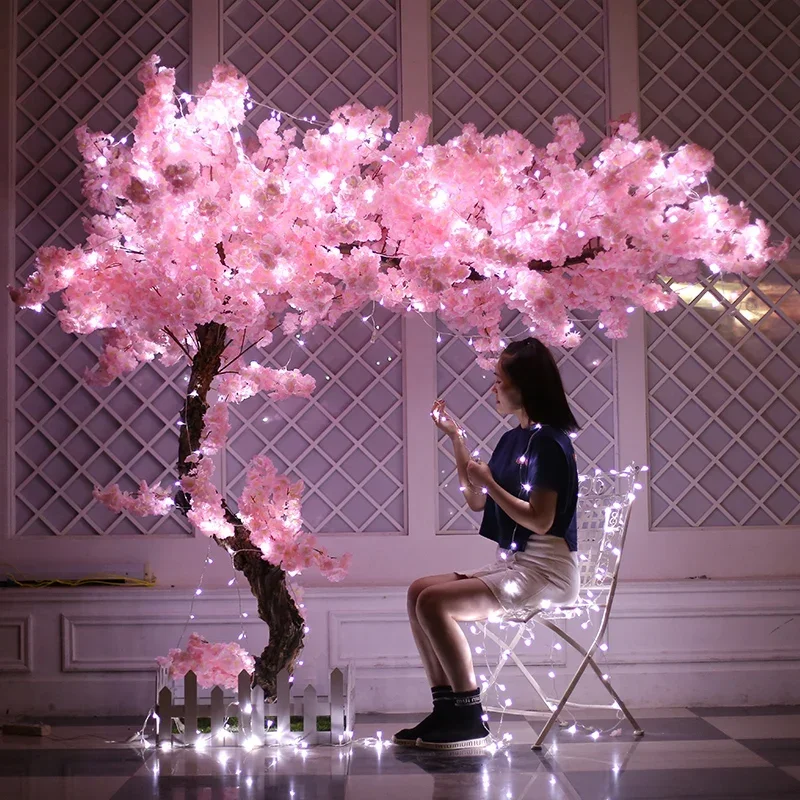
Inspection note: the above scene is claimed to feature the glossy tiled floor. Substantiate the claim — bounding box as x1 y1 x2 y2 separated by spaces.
1 707 799 799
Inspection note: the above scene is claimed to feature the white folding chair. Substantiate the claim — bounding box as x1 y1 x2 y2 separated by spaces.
475 464 646 749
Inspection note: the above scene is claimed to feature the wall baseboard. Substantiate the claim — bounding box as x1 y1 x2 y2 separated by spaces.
1 579 798 716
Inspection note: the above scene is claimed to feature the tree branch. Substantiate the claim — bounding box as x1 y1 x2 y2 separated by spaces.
171 320 304 698
162 326 192 359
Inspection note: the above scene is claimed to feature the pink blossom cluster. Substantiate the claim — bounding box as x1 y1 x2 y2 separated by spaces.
238 454 351 580
9 57 786 369
197 398 230 455
93 478 175 516
179 453 236 540
216 363 316 404
11 56 788 582
156 632 255 689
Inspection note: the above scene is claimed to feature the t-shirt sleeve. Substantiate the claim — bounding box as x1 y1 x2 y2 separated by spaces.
526 436 567 494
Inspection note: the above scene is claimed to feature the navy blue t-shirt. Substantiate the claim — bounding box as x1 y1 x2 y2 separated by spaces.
478 424 578 552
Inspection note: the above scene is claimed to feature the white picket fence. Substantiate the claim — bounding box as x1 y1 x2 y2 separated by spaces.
154 664 356 747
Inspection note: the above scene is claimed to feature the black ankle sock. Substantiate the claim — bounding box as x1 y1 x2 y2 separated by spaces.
431 685 453 706
452 687 481 707
451 688 485 722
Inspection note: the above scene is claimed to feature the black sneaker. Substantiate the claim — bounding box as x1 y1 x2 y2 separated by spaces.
416 718 492 751
416 689 492 751
391 708 445 747
392 685 454 746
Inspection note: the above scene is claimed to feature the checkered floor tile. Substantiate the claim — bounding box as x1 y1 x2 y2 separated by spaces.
1 707 799 799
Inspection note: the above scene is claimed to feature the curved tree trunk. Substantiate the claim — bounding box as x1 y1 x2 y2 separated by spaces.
171 320 304 700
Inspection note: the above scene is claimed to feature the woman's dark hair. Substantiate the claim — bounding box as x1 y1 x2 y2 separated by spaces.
499 337 580 433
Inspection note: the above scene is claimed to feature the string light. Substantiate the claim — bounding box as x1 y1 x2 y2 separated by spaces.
468 463 645 746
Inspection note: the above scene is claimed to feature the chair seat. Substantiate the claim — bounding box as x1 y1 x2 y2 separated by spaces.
497 588 611 624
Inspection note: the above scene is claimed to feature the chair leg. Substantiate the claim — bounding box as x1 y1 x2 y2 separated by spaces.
477 623 559 716
478 618 645 748
532 653 593 749
476 622 525 694
538 620 644 738
590 668 643 737
505 647 557 714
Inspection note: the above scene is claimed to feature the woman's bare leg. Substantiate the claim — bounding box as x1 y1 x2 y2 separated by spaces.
416 578 501 692
407 573 463 687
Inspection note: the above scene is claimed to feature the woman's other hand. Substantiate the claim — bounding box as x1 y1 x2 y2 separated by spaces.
466 458 493 490
431 399 460 438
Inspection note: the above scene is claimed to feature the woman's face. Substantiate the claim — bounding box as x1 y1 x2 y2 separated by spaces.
491 360 521 415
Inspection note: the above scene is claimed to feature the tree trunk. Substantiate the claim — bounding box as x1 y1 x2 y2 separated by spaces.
172 320 305 700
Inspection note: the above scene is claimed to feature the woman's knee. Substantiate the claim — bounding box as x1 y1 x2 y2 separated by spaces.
415 586 445 621
407 577 431 614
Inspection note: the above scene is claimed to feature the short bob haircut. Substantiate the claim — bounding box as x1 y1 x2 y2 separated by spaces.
498 337 580 434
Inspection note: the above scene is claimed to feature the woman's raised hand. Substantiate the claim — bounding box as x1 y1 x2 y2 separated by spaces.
430 399 460 437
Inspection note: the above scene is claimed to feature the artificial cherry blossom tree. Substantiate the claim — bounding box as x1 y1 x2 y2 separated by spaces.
8 57 787 697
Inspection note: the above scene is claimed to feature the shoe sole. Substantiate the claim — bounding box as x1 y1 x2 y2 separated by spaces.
391 736 419 747
416 735 492 751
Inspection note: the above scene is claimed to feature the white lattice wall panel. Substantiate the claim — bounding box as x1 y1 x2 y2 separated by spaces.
431 0 607 151
639 0 800 247
437 310 616 533
14 0 193 536
646 273 800 528
639 0 800 528
223 0 399 135
221 0 403 535
224 305 405 535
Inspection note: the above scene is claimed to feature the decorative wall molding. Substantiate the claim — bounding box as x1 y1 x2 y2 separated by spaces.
61 613 179 673
328 609 568 669
60 612 265 672
0 580 796 714
0 614 32 673
328 611 416 668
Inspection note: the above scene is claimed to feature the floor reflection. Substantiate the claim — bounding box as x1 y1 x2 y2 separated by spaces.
1 709 799 799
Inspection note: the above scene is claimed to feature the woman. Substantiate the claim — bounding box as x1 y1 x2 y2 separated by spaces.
394 337 581 751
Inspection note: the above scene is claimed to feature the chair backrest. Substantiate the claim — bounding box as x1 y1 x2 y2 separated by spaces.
575 464 643 593
496 463 645 625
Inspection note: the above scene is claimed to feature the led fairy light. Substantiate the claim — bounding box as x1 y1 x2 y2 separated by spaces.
173 539 214 650
428 313 585 353
547 629 559 694
139 529 250 749
474 619 518 748
174 87 331 132
20 89 739 352
358 300 386 345
225 555 249 644
467 623 500 743
33 64 696 750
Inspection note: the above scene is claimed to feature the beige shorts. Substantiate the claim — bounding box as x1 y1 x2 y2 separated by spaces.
457 535 580 622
